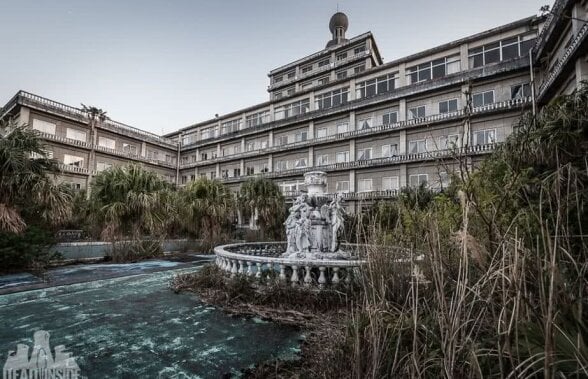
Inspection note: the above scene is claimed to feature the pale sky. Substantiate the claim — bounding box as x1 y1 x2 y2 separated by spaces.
0 0 546 135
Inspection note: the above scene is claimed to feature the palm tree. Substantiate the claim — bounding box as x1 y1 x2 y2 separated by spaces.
238 177 285 240
81 104 107 198
0 120 72 233
178 177 234 249
88 164 175 241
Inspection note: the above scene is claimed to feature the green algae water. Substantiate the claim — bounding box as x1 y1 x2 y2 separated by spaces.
0 264 301 378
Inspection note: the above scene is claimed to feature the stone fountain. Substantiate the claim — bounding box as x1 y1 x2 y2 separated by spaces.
282 171 350 260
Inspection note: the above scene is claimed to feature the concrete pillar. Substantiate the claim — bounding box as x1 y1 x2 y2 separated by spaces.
141 142 147 157
460 43 469 70
309 92 316 111
269 104 275 121
195 148 200 161
308 121 314 138
399 165 407 188
349 111 356 131
240 159 245 176
349 170 356 192
241 113 246 130
349 139 356 161
268 154 273 172
397 63 407 87
194 167 198 176
19 107 30 127
572 4 586 34
268 131 274 147
398 99 407 122
576 55 588 86
241 137 246 152
216 143 221 158
348 78 356 101
399 130 407 155
215 163 220 179
308 146 314 167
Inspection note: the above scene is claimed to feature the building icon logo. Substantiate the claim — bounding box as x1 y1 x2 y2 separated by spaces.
3 330 85 379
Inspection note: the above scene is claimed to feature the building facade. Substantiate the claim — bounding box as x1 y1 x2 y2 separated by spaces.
2 0 587 212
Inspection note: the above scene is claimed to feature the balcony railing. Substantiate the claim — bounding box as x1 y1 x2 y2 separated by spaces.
217 143 498 184
537 22 588 100
268 50 369 91
283 190 400 200
185 57 530 149
181 97 529 169
36 131 89 148
94 145 176 168
15 91 177 148
58 163 89 175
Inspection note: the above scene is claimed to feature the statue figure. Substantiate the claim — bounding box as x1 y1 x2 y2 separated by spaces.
284 194 308 254
295 206 312 254
328 193 345 252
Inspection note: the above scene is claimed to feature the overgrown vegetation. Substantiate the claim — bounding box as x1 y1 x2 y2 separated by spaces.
343 85 588 378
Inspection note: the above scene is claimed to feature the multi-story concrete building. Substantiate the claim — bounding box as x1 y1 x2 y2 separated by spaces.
2 0 586 212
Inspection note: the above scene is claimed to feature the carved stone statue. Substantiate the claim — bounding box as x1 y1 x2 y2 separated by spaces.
281 171 348 259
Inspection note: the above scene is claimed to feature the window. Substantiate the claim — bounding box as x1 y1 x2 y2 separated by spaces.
182 156 189 164
63 154 84 167
336 151 350 163
66 128 86 142
278 135 289 146
408 106 426 120
382 111 398 125
357 148 372 161
221 119 241 135
382 176 399 191
439 171 450 188
439 134 459 149
354 45 366 54
301 65 313 73
317 154 329 166
295 158 307 168
317 77 330 86
260 140 268 149
356 73 398 98
468 34 536 68
301 81 313 90
337 122 349 134
31 150 53 159
473 129 496 145
354 64 366 74
201 152 208 161
438 99 458 114
318 59 330 67
358 118 372 130
286 87 295 96
246 166 255 176
181 134 196 146
261 163 269 173
181 176 188 184
408 139 427 154
472 90 495 107
317 128 328 138
221 169 229 179
336 181 349 193
98 136 115 149
286 70 295 79
409 174 428 188
276 161 290 171
210 172 216 179
274 75 283 83
295 131 308 142
511 83 532 99
406 55 460 84
315 87 349 110
191 154 197 163
32 119 56 135
274 99 310 120
122 143 137 154
246 111 270 128
245 142 254 152
201 127 218 140
190 175 196 182
147 150 159 160
336 70 347 80
382 144 398 157
336 52 348 61
358 179 373 192
233 168 241 177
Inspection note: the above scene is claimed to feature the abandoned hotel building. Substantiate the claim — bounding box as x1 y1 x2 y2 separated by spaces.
2 0 587 213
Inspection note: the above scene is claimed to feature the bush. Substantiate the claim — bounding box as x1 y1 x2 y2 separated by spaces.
0 226 59 272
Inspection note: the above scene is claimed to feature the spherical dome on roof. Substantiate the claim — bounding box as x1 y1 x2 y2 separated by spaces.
329 12 349 33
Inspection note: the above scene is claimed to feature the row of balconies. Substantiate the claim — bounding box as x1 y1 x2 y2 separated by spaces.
38 131 177 168
537 22 588 100
185 57 530 149
180 97 530 169
16 91 177 148
213 143 497 184
268 50 370 91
